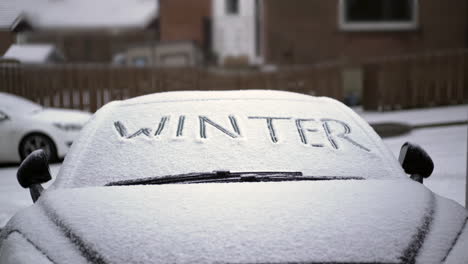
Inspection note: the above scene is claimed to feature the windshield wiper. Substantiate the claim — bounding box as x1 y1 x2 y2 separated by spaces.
106 171 363 186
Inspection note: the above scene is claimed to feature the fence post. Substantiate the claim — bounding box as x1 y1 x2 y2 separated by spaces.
362 63 380 111
89 65 98 112
464 53 468 104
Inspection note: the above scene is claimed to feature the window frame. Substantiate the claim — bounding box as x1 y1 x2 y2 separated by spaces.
225 0 239 15
132 57 148 67
338 0 419 31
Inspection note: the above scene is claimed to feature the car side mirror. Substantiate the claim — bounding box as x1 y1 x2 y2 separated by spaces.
399 142 434 184
17 149 52 202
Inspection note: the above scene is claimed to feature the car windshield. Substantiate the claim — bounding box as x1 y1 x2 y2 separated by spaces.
0 92 42 115
53 92 404 189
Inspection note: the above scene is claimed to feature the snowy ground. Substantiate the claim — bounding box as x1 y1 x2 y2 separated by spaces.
379 125 467 206
358 104 467 126
0 164 59 227
0 105 466 227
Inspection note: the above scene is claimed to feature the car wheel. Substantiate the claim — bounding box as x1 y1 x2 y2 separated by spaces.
19 133 58 162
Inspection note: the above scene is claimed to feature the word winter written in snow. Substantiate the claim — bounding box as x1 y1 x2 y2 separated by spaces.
113 115 370 152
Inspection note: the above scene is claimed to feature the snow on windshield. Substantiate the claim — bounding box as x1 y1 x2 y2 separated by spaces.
53 91 405 188
0 92 42 115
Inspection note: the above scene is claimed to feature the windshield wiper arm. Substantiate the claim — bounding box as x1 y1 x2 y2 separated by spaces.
105 171 364 186
106 171 303 186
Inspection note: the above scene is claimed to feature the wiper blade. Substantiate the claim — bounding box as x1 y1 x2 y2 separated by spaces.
106 171 302 186
106 171 363 186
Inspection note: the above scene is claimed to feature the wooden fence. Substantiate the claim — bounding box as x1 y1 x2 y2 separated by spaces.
1 49 467 112
0 64 342 112
362 50 468 110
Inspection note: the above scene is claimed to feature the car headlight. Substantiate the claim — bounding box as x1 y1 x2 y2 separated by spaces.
53 123 82 131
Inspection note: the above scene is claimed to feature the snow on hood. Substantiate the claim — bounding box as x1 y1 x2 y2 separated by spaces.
54 90 404 188
0 92 42 115
416 195 468 263
36 180 438 263
32 108 91 125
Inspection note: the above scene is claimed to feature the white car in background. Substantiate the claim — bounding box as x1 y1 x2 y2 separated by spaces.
0 92 91 163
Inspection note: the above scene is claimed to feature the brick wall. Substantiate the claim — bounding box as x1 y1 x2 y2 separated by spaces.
264 0 468 64
22 30 158 63
159 0 211 48
0 31 15 55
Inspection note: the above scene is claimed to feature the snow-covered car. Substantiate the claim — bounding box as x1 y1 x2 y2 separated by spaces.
0 92 91 163
1 90 467 264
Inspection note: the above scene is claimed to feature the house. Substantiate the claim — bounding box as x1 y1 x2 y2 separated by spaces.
209 0 466 66
2 0 213 65
3 0 466 67
2 44 64 63
262 0 468 65
1 0 159 63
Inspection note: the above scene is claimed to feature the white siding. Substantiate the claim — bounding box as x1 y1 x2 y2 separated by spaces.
212 0 262 65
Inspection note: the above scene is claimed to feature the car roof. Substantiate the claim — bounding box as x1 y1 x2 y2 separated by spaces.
52 90 405 188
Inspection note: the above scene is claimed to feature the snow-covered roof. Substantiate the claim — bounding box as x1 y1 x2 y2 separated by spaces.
0 2 23 29
2 44 57 63
54 90 404 188
0 0 158 30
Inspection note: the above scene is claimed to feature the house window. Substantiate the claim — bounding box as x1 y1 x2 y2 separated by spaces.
226 0 239 15
16 33 27 44
133 57 148 67
339 0 418 31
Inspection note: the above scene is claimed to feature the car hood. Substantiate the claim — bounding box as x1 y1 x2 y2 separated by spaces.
6 180 467 264
32 108 91 125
